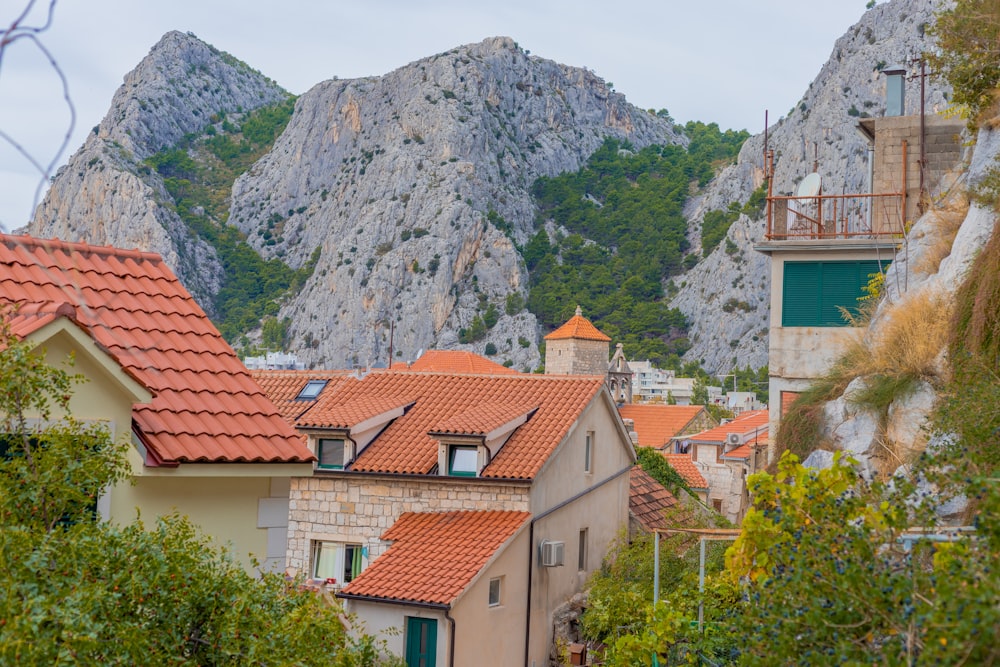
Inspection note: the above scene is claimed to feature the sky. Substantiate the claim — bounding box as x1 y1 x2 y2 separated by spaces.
0 0 874 231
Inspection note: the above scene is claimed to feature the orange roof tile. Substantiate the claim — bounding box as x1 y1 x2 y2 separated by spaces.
685 409 769 444
340 510 530 605
0 234 311 465
618 404 707 447
251 371 352 422
663 453 707 489
429 401 536 436
298 393 414 430
543 306 611 342
294 370 605 480
405 349 520 375
629 466 680 532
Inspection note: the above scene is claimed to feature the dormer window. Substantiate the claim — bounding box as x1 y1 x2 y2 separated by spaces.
296 380 328 401
317 438 347 470
447 445 479 477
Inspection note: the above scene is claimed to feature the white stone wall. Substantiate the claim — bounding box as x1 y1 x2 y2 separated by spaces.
286 475 531 573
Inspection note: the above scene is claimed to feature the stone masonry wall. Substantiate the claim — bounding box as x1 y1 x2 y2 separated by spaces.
545 338 609 376
286 474 531 574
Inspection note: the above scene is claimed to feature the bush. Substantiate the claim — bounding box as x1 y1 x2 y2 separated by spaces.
484 342 497 355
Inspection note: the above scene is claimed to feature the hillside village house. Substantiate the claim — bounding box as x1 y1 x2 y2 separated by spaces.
255 365 636 667
755 69 964 457
672 410 768 522
0 234 313 573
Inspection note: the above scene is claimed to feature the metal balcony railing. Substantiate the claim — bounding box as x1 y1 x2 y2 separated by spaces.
765 191 906 241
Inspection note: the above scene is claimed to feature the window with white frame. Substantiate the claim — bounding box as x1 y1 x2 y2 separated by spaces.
317 438 347 469
488 576 502 607
447 445 478 477
311 540 363 585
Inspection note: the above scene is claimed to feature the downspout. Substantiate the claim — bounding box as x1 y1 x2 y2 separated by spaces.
523 465 633 667
445 606 456 667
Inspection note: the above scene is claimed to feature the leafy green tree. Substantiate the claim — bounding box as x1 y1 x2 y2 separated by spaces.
927 0 1000 130
728 452 1000 665
0 318 399 666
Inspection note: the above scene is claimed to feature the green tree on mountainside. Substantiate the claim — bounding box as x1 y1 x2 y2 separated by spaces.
528 123 748 365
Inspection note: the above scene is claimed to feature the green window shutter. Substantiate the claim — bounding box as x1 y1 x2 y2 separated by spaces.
783 260 888 327
782 262 821 326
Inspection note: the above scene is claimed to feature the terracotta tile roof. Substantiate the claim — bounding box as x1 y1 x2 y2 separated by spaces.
299 370 605 479
543 307 611 342
722 438 769 460
686 409 769 444
663 453 707 489
629 466 680 532
340 510 530 605
405 349 520 375
618 404 707 447
0 234 311 465
298 394 414 430
429 401 536 436
251 371 352 422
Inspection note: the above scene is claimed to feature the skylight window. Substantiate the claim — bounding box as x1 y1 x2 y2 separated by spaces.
296 380 328 401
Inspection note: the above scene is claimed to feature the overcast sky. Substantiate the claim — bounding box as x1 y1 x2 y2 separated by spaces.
0 0 873 231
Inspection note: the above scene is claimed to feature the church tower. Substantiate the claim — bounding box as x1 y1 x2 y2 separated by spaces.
607 343 633 404
543 306 611 376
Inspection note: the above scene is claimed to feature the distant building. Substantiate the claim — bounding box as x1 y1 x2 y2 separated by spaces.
243 351 305 370
544 305 611 376
629 360 722 405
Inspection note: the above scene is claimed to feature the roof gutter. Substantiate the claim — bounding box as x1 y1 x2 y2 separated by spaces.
524 464 632 667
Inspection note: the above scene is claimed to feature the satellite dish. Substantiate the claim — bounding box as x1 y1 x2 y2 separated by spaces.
797 172 822 198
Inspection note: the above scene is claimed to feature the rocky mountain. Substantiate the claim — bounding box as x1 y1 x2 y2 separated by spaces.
27 33 681 370
671 0 950 373
28 31 290 309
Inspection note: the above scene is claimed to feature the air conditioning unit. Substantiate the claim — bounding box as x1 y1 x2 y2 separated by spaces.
726 433 743 447
540 540 565 567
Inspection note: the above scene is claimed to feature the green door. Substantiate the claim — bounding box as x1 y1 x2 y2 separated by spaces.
405 617 437 667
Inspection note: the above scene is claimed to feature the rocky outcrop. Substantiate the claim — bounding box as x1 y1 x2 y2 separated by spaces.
672 0 948 373
25 31 290 310
226 36 680 368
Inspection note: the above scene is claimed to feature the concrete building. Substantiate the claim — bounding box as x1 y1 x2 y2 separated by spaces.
755 101 963 459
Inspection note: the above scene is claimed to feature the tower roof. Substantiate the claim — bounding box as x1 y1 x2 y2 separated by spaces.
544 305 611 342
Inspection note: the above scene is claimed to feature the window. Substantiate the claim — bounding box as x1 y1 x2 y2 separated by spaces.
317 438 346 469
447 445 478 476
312 541 363 584
584 431 593 473
782 260 887 327
578 528 588 571
296 379 328 401
488 577 502 607
712 499 723 513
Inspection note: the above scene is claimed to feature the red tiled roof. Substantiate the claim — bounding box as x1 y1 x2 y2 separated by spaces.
294 370 605 480
543 308 611 342
722 437 769 460
663 453 707 489
405 349 520 375
299 393 414 430
629 466 680 532
618 404 707 447
686 410 769 444
0 234 311 465
429 401 536 436
340 510 530 605
251 371 351 422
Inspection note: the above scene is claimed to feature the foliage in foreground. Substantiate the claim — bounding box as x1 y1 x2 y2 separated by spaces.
728 452 1000 666
0 319 398 666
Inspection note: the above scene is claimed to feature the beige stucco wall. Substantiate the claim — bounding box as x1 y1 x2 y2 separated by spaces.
110 474 286 572
35 330 138 445
286 476 532 575
527 394 633 664
32 328 293 574
452 527 530 666
347 601 447 664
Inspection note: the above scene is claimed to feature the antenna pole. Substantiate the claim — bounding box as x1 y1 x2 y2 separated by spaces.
388 319 394 366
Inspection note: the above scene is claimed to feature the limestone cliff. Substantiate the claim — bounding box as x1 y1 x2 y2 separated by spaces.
25 31 290 310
